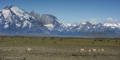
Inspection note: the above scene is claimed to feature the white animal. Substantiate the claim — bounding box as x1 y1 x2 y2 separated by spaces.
101 49 104 52
27 48 31 52
88 50 92 52
93 49 96 52
80 48 85 52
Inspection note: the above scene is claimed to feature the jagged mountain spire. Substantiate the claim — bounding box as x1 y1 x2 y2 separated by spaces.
30 10 35 17
0 5 48 34
0 6 120 35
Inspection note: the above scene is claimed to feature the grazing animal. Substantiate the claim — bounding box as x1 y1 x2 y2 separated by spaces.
27 48 31 52
101 49 104 52
93 49 96 52
80 48 85 52
88 50 92 52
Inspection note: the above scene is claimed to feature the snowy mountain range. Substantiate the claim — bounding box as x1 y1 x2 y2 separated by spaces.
0 6 120 36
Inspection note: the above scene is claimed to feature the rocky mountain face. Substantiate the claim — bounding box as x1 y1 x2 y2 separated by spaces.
0 6 120 36
60 22 120 35
0 6 49 34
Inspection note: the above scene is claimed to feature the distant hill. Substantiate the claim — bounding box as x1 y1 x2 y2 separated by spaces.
19 33 66 37
78 33 120 38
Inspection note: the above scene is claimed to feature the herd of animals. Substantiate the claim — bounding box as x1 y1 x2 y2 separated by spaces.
27 48 105 52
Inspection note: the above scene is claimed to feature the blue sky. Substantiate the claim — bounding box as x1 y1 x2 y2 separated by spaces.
0 0 120 23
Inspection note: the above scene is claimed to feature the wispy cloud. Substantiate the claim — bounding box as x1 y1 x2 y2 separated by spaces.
102 18 120 23
89 18 98 24
75 18 98 24
74 18 120 24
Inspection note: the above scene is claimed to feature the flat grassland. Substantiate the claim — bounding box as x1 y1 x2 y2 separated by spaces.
0 36 120 60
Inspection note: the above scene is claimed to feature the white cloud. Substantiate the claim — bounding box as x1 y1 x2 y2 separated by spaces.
89 18 98 24
74 18 120 24
107 18 113 21
103 18 120 23
75 18 99 24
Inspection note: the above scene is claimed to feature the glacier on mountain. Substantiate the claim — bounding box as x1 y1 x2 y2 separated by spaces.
44 24 54 30
0 5 120 35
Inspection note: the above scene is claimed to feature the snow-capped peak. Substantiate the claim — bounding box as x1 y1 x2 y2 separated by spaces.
1 5 35 20
81 22 87 25
10 6 24 14
44 24 54 30
0 6 36 29
4 5 15 9
1 5 120 35
104 23 120 28
64 23 72 27
80 21 92 25
2 9 12 18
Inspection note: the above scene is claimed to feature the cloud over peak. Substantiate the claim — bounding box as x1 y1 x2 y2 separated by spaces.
103 18 120 23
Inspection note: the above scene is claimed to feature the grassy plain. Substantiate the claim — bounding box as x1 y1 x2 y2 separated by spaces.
0 36 120 60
